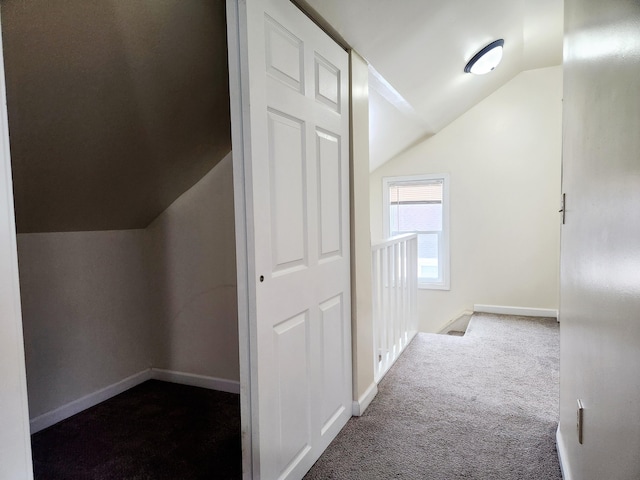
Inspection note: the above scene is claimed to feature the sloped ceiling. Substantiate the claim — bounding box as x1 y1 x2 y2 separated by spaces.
2 0 231 233
302 0 563 170
2 0 562 232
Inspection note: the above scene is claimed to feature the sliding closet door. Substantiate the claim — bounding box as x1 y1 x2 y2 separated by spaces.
227 0 352 478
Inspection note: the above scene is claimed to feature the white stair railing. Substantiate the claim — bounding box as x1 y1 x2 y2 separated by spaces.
371 233 418 383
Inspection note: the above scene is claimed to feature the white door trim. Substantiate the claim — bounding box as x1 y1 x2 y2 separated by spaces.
0 9 34 479
226 1 257 478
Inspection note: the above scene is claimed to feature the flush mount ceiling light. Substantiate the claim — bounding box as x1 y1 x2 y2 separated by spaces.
464 39 504 75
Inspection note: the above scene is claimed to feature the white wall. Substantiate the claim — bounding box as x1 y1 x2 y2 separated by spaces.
558 1 640 478
368 76 429 171
349 51 376 408
371 66 562 332
17 152 238 419
17 230 154 418
147 151 239 381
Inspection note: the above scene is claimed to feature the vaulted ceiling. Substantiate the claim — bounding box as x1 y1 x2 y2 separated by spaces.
303 0 564 170
2 0 231 233
2 0 562 232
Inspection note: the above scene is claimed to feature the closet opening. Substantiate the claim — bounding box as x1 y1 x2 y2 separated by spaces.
2 1 242 478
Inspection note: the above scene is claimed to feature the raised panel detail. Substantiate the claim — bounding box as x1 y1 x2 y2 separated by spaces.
315 54 340 112
319 295 345 435
268 109 307 273
265 15 304 93
273 312 312 475
316 129 342 260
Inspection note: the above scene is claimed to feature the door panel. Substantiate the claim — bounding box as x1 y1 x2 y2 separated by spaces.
267 109 307 272
227 0 351 478
319 294 346 433
265 16 304 93
273 311 311 474
314 55 340 112
316 129 342 259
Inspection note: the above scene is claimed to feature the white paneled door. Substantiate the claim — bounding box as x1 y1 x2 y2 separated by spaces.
227 0 351 479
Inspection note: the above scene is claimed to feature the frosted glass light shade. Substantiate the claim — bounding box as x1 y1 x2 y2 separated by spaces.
465 39 504 75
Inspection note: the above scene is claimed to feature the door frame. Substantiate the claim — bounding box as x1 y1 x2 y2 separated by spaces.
0 3 260 477
0 9 35 479
0 4 253 477
226 1 258 477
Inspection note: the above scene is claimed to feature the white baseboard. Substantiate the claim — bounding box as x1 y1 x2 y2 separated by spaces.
556 426 573 480
30 368 241 434
151 368 240 394
30 369 152 434
352 382 378 416
473 304 558 319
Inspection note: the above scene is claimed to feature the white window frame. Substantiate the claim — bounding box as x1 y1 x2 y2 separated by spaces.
382 173 450 290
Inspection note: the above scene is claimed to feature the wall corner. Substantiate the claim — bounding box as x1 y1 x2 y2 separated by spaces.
349 49 375 403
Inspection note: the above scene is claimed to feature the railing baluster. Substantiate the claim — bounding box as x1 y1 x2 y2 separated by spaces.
382 245 390 372
400 239 407 348
395 242 402 353
371 249 380 379
371 234 418 383
391 243 396 364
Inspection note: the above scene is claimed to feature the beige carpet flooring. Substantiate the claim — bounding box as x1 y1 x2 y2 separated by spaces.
304 313 561 480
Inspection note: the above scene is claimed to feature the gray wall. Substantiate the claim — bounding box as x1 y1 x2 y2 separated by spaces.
18 230 153 418
1 0 231 233
147 152 238 380
559 0 640 478
18 153 238 418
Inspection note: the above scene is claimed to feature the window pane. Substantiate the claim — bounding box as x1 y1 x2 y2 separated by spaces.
394 203 442 232
418 233 439 280
388 181 443 237
389 204 398 235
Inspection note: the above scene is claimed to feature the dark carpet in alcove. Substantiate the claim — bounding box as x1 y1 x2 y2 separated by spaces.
31 380 241 480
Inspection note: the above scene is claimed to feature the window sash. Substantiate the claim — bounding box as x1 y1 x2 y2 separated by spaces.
382 174 450 290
